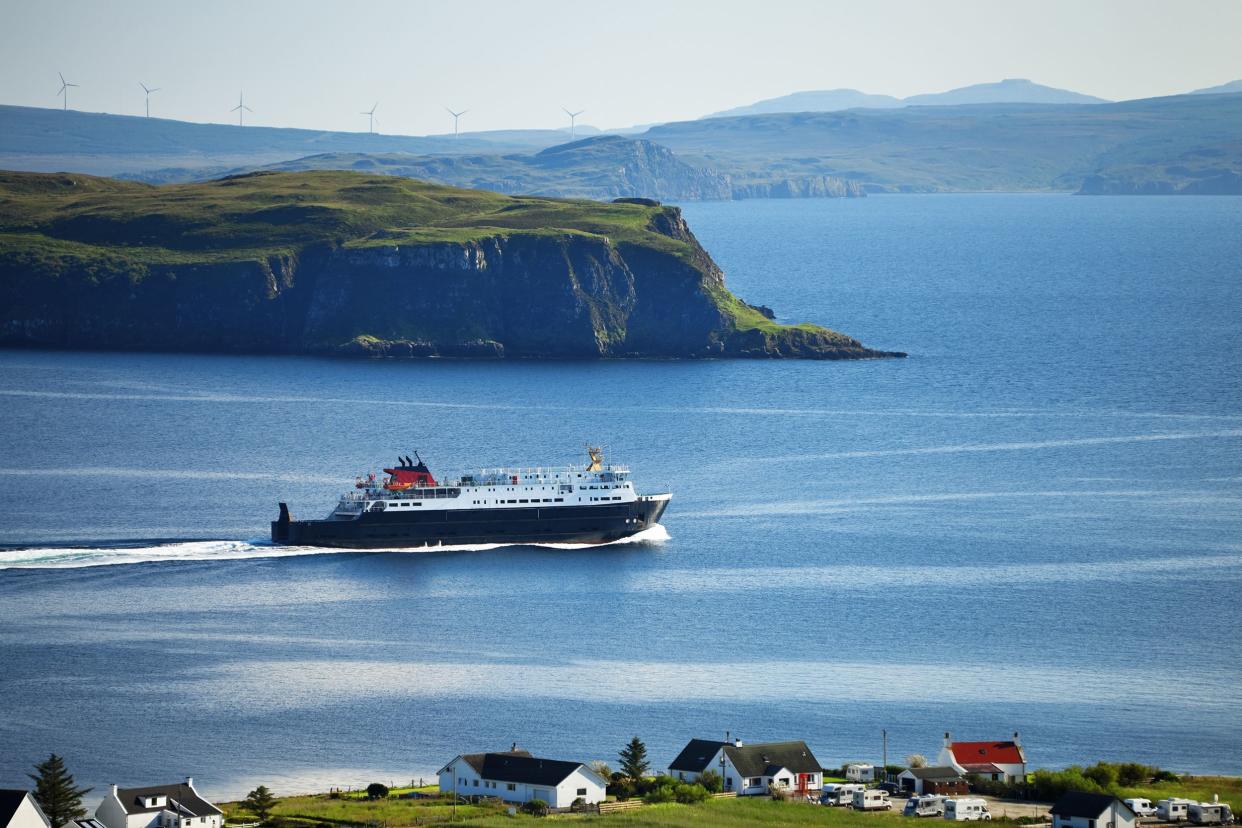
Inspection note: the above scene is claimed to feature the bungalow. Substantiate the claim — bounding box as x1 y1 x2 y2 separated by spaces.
937 732 1028 784
1051 792 1138 828
1 791 50 828
897 767 970 796
94 780 222 828
667 738 823 796
437 747 606 809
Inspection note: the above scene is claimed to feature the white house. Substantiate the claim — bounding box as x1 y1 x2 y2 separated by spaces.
667 738 823 797
94 780 222 828
1 791 51 828
1051 792 1138 828
846 764 876 782
437 747 606 809
937 732 1028 784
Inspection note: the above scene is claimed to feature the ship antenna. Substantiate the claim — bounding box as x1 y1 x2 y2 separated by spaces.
415 450 423 465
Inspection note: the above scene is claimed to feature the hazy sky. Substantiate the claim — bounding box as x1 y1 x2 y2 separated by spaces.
1 0 1239 136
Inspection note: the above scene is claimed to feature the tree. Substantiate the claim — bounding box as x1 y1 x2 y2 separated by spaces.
28 754 91 828
619 736 650 781
589 760 613 781
365 783 389 801
698 770 723 794
906 754 928 768
245 786 277 823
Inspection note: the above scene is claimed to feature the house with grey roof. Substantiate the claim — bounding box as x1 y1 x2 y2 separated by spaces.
1 791 51 828
668 737 823 796
1051 792 1138 828
437 747 606 809
94 780 221 828
897 766 969 796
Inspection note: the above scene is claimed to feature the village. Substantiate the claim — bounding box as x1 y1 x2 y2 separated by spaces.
3 733 1236 828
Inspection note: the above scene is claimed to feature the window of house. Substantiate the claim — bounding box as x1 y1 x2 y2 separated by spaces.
577 788 587 796
507 783 516 791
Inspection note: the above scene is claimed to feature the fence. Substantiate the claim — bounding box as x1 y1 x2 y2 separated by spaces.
598 799 645 814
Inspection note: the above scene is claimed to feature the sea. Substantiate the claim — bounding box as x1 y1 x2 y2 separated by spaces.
1 194 1240 799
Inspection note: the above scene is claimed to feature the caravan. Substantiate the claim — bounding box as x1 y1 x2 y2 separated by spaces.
905 796 949 818
1189 803 1234 826
854 789 894 811
1125 799 1156 818
821 784 865 806
944 799 992 821
1160 799 1195 822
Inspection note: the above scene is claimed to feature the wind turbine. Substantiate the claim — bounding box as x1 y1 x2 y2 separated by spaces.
444 107 467 138
57 72 79 111
140 82 159 118
361 102 378 134
562 107 584 139
231 91 252 126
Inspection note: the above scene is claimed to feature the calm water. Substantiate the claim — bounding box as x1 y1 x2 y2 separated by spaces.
1 194 1240 799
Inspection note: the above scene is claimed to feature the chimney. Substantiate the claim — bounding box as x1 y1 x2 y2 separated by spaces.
511 742 517 752
111 785 118 797
185 777 193 788
1012 731 1021 747
944 732 952 747
734 738 743 748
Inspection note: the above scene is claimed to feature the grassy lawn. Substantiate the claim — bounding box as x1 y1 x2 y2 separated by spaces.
1113 775 1240 809
222 792 505 826
470 798 908 826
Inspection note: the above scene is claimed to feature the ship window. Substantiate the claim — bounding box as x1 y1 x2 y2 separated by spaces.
555 498 563 502
520 499 529 503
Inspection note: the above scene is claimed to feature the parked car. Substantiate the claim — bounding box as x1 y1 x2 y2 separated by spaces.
1160 799 1195 822
1125 798 1157 818
1188 802 1234 826
905 795 948 818
854 789 893 811
944 798 992 821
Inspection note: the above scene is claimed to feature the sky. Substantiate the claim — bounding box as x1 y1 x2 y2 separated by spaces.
1 0 1239 136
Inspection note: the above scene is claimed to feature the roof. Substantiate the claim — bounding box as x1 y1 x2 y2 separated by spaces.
62 819 107 828
1051 792 1132 820
453 753 586 787
904 767 966 780
722 741 821 778
460 749 531 775
115 785 221 818
668 739 727 773
0 791 35 828
949 741 1026 766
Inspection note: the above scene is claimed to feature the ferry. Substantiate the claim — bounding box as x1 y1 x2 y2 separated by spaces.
271 447 671 548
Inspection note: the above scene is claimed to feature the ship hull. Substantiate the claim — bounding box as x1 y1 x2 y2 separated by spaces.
272 497 669 549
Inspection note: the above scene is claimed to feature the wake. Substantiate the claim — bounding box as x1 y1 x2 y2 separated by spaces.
0 524 671 570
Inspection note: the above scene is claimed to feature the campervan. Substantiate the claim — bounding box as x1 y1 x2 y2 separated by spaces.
905 795 948 818
1125 799 1156 818
854 789 893 811
821 784 865 806
1188 803 1234 826
944 798 992 821
1160 799 1194 822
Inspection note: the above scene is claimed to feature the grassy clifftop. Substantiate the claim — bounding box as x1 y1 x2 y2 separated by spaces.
0 170 902 360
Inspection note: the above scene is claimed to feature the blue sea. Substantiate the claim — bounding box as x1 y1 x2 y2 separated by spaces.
1 194 1240 799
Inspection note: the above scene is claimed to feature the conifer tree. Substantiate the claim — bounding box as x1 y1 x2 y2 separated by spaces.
619 736 650 781
245 787 277 823
28 754 91 828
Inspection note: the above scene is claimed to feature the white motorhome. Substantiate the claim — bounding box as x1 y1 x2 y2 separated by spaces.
1188 803 1234 826
905 795 948 818
1160 799 1195 822
1125 799 1156 818
821 784 865 806
854 789 893 811
944 798 992 821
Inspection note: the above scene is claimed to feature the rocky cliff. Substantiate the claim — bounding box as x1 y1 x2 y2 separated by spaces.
0 170 903 360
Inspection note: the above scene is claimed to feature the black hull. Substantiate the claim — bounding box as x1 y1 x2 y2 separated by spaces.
271 498 669 549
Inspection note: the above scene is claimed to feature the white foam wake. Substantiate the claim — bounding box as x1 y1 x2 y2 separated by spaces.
0 524 671 570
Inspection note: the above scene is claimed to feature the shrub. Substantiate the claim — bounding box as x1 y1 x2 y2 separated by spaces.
1153 769 1180 783
906 754 928 769
698 770 724 794
674 784 708 804
520 799 549 816
570 797 588 812
769 786 790 801
644 785 676 804
365 783 389 800
608 778 637 801
640 775 678 795
1115 763 1151 787
1084 764 1118 789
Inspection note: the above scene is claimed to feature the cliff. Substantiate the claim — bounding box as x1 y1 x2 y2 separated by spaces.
0 170 902 360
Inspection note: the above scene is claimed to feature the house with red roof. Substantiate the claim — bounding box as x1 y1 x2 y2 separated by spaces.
936 731 1028 784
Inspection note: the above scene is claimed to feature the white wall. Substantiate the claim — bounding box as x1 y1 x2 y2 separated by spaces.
437 759 482 797
552 767 606 808
5 794 50 828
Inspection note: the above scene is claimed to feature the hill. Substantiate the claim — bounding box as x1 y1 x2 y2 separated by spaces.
646 93 1242 193
193 135 864 202
703 78 1106 119
1188 80 1242 95
0 170 901 360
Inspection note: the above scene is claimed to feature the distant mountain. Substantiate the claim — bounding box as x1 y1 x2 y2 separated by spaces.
0 105 577 178
205 135 864 202
904 78 1109 106
1187 79 1242 95
706 89 903 119
703 78 1108 120
645 94 1242 194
